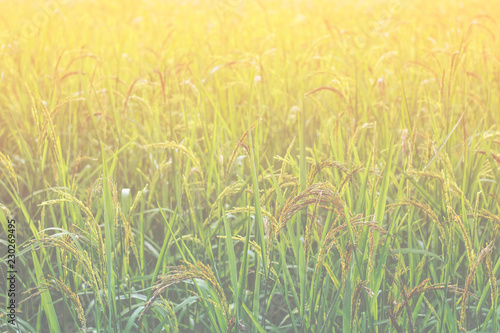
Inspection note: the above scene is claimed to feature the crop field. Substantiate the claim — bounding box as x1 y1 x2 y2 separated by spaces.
0 0 499 332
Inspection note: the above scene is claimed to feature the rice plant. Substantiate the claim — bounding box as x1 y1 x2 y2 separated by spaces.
1 0 499 332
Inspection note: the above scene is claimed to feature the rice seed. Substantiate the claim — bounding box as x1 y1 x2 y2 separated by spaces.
140 261 229 323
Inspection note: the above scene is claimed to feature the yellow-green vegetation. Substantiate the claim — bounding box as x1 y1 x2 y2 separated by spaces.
1 0 499 331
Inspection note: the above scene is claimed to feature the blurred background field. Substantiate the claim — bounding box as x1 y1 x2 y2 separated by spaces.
0 0 499 332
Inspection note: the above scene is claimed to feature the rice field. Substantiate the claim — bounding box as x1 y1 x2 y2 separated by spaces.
1 0 499 332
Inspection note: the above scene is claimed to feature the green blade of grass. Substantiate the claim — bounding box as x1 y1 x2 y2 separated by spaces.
32 249 61 333
102 146 117 331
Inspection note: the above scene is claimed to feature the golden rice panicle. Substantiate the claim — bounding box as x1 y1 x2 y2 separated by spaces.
350 280 374 329
407 278 430 300
0 151 19 193
224 124 258 182
448 206 474 264
314 216 340 275
225 316 236 333
39 206 45 238
21 275 87 332
151 296 179 333
477 209 500 230
50 276 87 333
442 151 456 183
204 180 243 226
442 171 455 252
399 279 415 333
305 191 322 266
486 247 497 322
341 243 353 294
472 191 480 248
396 197 446 244
226 206 278 237
277 182 337 232
119 209 140 271
401 129 410 159
413 256 427 278
460 242 494 328
128 184 148 219
0 202 12 219
457 321 468 333
40 188 106 275
367 226 376 279
351 279 363 329
264 215 277 266
36 235 106 311
141 261 229 323
442 170 452 215
193 261 229 318
307 159 349 187
278 137 296 183
372 122 377 168
388 294 403 333
142 141 202 175
70 155 97 190
408 115 419 171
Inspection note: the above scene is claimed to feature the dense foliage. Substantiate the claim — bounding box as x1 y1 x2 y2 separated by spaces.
1 0 499 332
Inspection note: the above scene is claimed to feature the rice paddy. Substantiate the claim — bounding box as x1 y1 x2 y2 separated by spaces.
0 0 499 332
